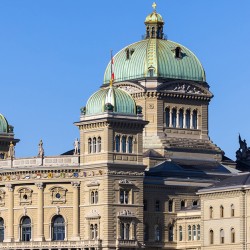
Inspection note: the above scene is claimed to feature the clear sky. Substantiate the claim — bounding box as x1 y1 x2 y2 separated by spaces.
0 0 250 159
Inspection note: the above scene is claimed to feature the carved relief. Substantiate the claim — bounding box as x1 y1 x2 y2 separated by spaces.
49 186 67 204
0 189 5 206
18 188 33 205
118 209 136 218
119 179 133 185
160 82 209 95
117 84 144 94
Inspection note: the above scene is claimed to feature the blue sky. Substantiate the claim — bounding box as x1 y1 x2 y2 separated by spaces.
0 0 249 159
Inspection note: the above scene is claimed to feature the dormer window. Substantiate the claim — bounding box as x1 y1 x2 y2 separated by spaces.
148 66 155 77
175 47 182 59
125 48 130 60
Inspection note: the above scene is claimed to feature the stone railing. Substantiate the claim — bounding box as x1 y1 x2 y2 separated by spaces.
0 239 102 249
0 155 79 169
116 239 139 247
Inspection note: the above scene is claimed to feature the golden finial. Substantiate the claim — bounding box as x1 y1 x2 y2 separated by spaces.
152 2 157 11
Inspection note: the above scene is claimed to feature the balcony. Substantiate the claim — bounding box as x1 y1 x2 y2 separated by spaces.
0 240 102 249
116 239 139 248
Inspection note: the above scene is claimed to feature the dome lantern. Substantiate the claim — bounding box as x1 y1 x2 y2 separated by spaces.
145 2 164 39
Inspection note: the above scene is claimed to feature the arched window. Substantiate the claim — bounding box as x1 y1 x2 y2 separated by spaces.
220 229 224 244
0 218 4 242
21 216 31 242
115 135 120 152
146 27 150 38
186 110 191 129
155 225 161 242
169 199 173 212
91 191 95 204
93 137 97 153
210 230 214 244
192 225 196 240
175 47 182 58
197 225 201 240
220 205 224 218
144 224 149 241
193 110 198 129
95 191 98 204
121 223 130 240
90 224 98 239
151 27 155 38
172 108 177 128
122 136 127 153
179 226 183 241
165 107 170 127
97 137 101 152
188 225 191 241
168 225 173 242
209 206 213 218
128 137 133 153
181 200 186 209
179 109 184 128
88 138 92 153
231 204 235 217
52 215 65 241
231 228 235 243
193 200 198 207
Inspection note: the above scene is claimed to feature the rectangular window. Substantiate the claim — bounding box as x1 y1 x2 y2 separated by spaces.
155 200 160 212
120 190 129 204
143 200 147 211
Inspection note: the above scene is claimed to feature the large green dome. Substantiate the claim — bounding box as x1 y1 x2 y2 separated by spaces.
85 86 136 116
104 39 206 84
0 114 9 133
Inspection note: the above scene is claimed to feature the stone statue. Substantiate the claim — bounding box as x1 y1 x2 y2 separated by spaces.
237 134 250 160
74 138 79 155
8 141 15 159
38 140 44 157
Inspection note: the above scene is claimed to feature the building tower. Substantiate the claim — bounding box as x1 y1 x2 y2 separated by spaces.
75 85 148 249
103 4 222 166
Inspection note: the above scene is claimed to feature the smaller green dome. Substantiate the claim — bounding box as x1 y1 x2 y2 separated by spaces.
145 11 164 24
85 86 136 116
0 114 9 133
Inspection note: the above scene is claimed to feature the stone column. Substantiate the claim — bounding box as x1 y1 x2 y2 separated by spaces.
183 112 187 128
176 111 180 128
5 184 14 242
190 113 194 129
169 110 173 128
71 182 80 240
35 182 44 241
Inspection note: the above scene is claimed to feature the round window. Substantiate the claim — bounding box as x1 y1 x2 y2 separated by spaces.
23 194 28 200
55 193 61 199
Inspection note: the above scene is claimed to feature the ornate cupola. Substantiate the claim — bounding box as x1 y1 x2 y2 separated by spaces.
145 2 164 39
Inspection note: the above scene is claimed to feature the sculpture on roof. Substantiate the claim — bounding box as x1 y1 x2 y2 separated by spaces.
74 138 79 155
38 140 44 158
8 141 15 159
236 134 250 161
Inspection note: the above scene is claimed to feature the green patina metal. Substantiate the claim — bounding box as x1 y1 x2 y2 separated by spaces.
103 39 206 84
0 114 8 133
86 87 136 116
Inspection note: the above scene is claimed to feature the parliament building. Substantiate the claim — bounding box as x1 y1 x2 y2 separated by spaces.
0 3 249 250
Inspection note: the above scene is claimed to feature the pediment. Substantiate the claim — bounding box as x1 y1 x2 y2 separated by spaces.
86 209 101 219
158 81 213 97
115 82 145 94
